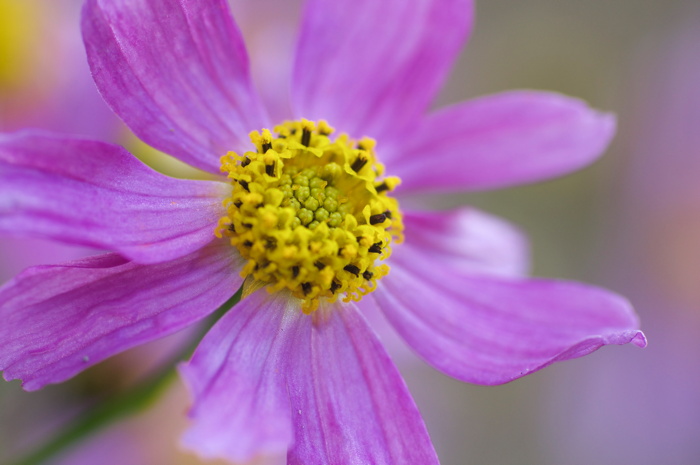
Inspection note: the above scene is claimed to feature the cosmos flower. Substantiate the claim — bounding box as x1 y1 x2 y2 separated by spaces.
0 0 645 463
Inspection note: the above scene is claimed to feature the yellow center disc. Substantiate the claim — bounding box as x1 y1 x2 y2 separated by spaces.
217 119 403 313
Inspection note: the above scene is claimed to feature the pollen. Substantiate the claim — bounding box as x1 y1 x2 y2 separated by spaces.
217 119 403 313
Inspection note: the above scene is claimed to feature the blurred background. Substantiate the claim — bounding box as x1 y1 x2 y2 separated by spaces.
1 0 699 463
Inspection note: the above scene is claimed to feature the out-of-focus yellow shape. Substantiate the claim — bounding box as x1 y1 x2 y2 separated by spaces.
0 0 45 92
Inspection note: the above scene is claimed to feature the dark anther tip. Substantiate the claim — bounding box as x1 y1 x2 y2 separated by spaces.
314 261 326 270
330 281 341 293
375 182 389 193
351 156 368 173
301 282 312 295
241 157 251 167
368 243 382 253
362 271 373 280
384 210 392 219
369 213 387 225
239 180 250 192
242 223 253 229
265 162 275 177
234 200 243 208
243 240 253 247
344 264 360 276
261 142 272 153
227 224 236 233
301 128 311 147
292 266 300 278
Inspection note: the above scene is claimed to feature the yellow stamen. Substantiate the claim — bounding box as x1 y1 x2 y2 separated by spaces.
218 119 403 313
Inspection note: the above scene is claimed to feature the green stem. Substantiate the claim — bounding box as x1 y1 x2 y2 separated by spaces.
10 289 242 465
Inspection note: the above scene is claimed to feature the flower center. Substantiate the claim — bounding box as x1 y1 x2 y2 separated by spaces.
217 119 403 313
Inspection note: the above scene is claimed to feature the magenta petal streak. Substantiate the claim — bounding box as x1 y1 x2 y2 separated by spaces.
285 302 438 465
390 91 616 193
180 291 299 462
0 242 244 391
82 0 269 173
0 131 227 265
376 243 646 386
181 292 438 464
292 0 472 146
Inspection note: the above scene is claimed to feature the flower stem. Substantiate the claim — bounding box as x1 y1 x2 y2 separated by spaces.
10 288 242 465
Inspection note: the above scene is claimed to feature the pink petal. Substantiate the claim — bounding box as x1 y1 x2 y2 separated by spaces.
0 241 243 391
404 208 530 278
375 243 646 385
180 293 437 464
82 0 268 173
180 291 301 462
292 0 472 144
0 131 227 264
390 91 616 193
285 302 438 465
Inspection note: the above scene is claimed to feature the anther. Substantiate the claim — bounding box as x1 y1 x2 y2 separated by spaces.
234 200 243 208
369 213 387 225
369 242 382 253
228 224 236 233
239 180 250 192
241 157 251 167
292 266 300 278
265 238 277 249
384 210 392 219
243 240 253 247
301 128 311 147
344 264 360 276
375 182 389 193
301 282 312 295
265 162 275 177
330 281 342 293
242 223 253 229
351 156 368 173
261 142 272 153
314 261 326 270
256 203 264 208
362 271 373 280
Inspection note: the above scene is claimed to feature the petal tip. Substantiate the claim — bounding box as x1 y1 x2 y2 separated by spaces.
631 330 648 348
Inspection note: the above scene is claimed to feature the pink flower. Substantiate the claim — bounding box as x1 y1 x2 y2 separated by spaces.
0 0 645 463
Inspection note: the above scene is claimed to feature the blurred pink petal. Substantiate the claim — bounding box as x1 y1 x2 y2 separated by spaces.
292 0 473 145
391 91 616 193
404 208 530 278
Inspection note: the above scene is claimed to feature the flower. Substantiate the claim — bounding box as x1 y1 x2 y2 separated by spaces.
0 0 646 463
